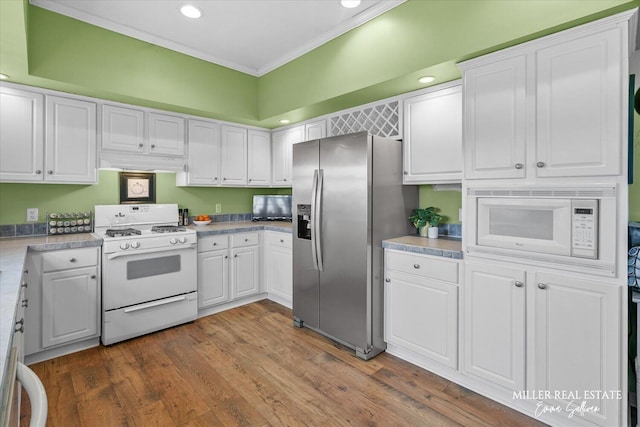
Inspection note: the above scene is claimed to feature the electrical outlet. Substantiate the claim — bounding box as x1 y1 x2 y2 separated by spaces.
215 203 222 213
27 208 39 222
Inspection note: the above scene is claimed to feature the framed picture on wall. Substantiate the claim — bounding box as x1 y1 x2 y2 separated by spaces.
119 172 156 204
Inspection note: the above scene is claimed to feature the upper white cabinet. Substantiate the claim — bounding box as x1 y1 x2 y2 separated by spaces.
220 124 248 185
460 20 627 180
0 86 97 184
403 82 462 184
305 120 326 141
148 112 185 156
247 130 271 186
181 119 221 186
272 125 304 186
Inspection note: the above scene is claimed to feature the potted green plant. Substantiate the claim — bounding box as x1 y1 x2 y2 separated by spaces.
409 207 442 238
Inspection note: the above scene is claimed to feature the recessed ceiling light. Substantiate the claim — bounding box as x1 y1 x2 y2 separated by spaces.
180 4 202 19
341 0 361 8
0 73 9 80
418 76 436 84
279 119 290 124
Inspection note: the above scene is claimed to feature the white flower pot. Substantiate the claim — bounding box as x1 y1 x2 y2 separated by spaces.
427 226 439 239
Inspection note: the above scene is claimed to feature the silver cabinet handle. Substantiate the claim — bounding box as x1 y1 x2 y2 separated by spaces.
15 318 24 333
214 177 218 180
90 274 96 279
224 255 228 259
138 143 144 148
248 178 252 182
536 161 545 168
47 170 53 175
213 242 217 246
283 178 287 181
151 144 156 149
515 163 523 169
515 281 524 287
21 281 28 288
223 177 227 181
403 171 408 175
280 239 284 243
21 299 28 308
538 283 547 289
234 254 238 258
385 278 391 283
413 264 420 269
70 258 77 263
244 238 249 242
35 170 42 175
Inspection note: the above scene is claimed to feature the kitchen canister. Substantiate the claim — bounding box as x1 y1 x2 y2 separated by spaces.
629 246 640 290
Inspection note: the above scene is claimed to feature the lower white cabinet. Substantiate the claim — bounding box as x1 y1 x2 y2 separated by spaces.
263 231 292 307
384 250 460 369
197 232 261 310
24 247 100 357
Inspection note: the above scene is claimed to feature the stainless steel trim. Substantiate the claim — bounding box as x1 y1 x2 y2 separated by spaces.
310 169 319 271
106 244 196 260
123 295 187 313
315 169 324 272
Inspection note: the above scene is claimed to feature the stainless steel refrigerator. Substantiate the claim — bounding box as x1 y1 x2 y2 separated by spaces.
292 131 417 360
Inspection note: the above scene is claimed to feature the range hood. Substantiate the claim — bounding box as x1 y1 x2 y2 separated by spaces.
99 151 185 172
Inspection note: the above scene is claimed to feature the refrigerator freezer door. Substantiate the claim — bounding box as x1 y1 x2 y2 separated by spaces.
318 133 371 350
292 140 320 329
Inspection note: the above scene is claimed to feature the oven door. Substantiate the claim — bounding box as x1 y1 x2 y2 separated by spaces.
103 245 197 310
476 197 571 256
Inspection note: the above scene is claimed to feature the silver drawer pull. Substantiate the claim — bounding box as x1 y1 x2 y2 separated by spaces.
385 278 391 283
234 254 238 258
22 299 28 308
15 318 24 333
515 163 523 169
536 161 545 168
69 258 77 263
245 238 249 242
514 281 524 288
538 283 547 290
213 242 217 246
280 239 284 243
413 264 420 269
90 275 97 279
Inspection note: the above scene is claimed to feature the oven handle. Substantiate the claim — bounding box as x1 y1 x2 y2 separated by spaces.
106 244 197 260
123 295 187 313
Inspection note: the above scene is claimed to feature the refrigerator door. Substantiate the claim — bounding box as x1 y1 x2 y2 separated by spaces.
292 140 320 329
318 133 371 350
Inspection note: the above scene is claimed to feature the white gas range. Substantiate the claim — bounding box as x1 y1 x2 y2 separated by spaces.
94 204 197 345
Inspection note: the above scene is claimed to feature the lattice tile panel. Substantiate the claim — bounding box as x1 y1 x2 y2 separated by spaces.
329 101 400 139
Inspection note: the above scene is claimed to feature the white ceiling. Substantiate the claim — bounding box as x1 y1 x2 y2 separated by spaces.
30 0 405 76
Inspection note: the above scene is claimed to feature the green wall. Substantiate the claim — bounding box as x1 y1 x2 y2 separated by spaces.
0 171 290 224
418 186 462 225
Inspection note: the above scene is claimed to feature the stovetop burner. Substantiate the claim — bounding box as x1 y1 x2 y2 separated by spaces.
151 225 186 233
105 228 142 237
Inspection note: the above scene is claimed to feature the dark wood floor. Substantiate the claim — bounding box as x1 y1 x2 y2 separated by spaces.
21 300 544 426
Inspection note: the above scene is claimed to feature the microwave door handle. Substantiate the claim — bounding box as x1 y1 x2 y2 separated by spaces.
310 169 319 271
315 169 324 272
106 243 197 260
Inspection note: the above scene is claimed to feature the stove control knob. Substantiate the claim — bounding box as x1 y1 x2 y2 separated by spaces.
178 236 187 244
120 242 130 250
130 241 140 249
170 237 178 245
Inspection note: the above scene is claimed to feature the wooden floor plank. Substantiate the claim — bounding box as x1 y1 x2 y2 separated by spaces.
21 300 543 427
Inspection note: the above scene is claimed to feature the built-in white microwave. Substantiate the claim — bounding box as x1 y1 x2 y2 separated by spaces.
466 187 617 276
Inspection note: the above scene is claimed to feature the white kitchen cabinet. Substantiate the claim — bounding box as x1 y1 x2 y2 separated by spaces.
384 250 459 369
180 119 221 186
305 120 326 141
263 231 292 307
102 104 145 153
403 82 463 184
463 261 526 391
197 235 230 308
247 129 271 186
231 245 260 299
533 272 620 427
148 112 185 156
461 19 627 180
462 56 527 180
25 247 100 357
272 125 304 186
220 124 248 185
0 86 44 182
45 96 97 183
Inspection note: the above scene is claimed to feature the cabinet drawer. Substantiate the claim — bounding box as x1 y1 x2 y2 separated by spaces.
231 232 259 248
42 247 98 272
385 251 459 284
197 235 229 252
264 232 292 249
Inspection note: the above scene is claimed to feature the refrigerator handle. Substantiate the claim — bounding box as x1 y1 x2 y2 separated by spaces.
315 169 324 271
310 169 319 271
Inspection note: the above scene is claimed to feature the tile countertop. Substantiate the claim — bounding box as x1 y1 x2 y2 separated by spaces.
382 236 463 259
188 221 293 236
0 233 102 402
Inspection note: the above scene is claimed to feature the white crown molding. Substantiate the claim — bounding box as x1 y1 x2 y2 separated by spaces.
30 0 405 77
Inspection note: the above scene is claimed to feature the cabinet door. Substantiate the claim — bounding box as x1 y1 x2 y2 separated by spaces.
0 87 44 182
148 112 185 156
534 273 620 426
186 119 220 185
231 246 260 299
45 96 97 183
385 270 458 369
41 266 99 348
272 125 304 186
102 105 144 152
264 233 292 306
305 120 326 141
535 27 622 177
403 84 462 184
220 125 247 185
197 250 229 308
247 130 271 186
463 262 526 391
463 56 527 179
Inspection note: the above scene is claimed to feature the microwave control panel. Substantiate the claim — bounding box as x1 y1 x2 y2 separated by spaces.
571 199 598 259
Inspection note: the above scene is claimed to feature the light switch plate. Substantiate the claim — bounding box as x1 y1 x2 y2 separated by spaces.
27 208 39 222
215 203 222 213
